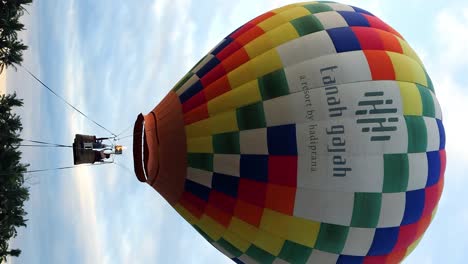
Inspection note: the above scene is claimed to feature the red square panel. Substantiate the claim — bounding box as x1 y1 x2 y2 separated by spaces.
238 178 267 208
183 104 209 125
179 191 207 219
234 199 264 227
352 26 384 50
182 92 206 113
204 76 232 101
205 204 232 227
208 190 236 215
265 184 296 215
268 155 297 187
393 224 418 251
200 64 227 87
363 255 388 264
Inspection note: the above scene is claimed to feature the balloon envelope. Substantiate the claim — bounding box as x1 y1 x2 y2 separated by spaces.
133 2 445 263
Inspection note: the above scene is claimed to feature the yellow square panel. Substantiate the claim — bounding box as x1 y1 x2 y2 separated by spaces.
387 51 427 87
227 61 257 89
187 136 213 153
397 37 423 66
207 80 261 115
253 229 285 256
185 118 212 138
209 110 239 135
258 14 287 32
398 82 422 116
278 6 311 21
266 23 300 48
228 217 259 242
197 215 226 241
250 49 283 78
223 230 251 252
174 203 199 225
244 34 273 59
260 209 320 248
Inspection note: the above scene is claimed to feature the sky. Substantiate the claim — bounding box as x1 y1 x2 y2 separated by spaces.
3 0 468 263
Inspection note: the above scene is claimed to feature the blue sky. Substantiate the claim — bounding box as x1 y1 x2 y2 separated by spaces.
4 0 468 263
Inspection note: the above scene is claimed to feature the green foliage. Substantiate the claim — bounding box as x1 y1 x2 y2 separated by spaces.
0 93 29 262
0 0 33 73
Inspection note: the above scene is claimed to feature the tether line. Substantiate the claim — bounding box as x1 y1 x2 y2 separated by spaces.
22 66 117 137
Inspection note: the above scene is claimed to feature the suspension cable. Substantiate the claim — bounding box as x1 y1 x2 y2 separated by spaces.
21 66 117 137
0 162 113 176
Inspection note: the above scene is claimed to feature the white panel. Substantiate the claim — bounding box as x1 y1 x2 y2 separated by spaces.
186 167 213 188
175 74 200 95
272 259 289 264
306 250 339 264
296 153 384 193
314 12 348 29
377 193 406 228
285 51 372 94
424 117 440 151
341 227 375 256
407 153 428 191
277 31 336 68
432 91 443 120
213 154 240 177
264 80 407 149
263 93 311 127
325 3 355 12
192 54 215 73
294 188 354 226
240 128 268 154
238 254 259 264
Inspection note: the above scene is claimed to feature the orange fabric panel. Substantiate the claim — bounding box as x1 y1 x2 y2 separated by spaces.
265 184 296 216
143 91 187 205
364 50 396 80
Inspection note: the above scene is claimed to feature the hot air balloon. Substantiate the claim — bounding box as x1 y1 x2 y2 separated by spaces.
132 2 446 263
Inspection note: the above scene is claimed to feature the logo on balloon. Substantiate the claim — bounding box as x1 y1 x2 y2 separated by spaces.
356 91 399 141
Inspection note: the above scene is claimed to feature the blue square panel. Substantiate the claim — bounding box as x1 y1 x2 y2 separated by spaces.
212 173 240 198
267 124 298 155
327 27 362 53
338 11 371 27
240 155 269 182
401 189 425 225
367 227 399 256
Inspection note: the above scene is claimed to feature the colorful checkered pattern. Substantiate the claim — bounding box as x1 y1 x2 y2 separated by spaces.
169 2 445 263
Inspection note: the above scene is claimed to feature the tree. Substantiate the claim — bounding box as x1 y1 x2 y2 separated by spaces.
0 0 32 73
0 93 29 262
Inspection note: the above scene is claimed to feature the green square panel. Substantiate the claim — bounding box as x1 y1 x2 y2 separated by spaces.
187 153 213 171
236 102 266 130
405 116 428 153
213 132 240 154
303 3 334 14
417 84 436 118
383 154 409 193
278 240 312 264
351 193 382 228
314 223 349 254
424 70 435 93
246 245 276 264
258 69 289 100
291 15 324 37
217 238 243 257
